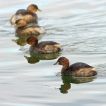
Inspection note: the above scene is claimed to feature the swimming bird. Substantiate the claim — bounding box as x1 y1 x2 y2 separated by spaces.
10 4 41 26
14 19 46 37
54 57 97 77
26 36 62 54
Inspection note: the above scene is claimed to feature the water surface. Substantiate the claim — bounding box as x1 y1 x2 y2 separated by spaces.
0 0 106 106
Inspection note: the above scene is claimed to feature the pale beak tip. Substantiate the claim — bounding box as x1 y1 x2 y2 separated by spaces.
53 63 56 65
37 9 42 12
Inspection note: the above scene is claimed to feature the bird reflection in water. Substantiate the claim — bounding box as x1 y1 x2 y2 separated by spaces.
24 51 60 64
12 34 42 45
59 75 97 94
12 34 42 50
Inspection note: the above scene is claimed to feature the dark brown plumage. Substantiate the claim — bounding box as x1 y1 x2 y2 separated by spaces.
10 4 41 26
27 36 62 54
54 57 97 77
14 19 46 36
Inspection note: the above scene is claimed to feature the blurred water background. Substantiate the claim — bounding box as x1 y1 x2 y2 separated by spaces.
0 0 106 106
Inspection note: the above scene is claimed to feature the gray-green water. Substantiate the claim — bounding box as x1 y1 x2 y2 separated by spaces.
0 0 106 106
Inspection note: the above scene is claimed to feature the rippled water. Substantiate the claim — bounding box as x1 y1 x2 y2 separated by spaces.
0 0 106 106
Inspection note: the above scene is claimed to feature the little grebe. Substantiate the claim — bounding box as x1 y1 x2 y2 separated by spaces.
10 4 41 26
26 36 62 53
54 57 97 77
14 19 46 36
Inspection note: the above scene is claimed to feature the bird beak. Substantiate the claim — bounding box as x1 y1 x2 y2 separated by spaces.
53 61 59 65
12 39 18 43
37 8 41 12
12 23 17 27
24 56 29 60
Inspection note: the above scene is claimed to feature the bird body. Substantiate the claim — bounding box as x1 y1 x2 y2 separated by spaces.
30 41 61 53
14 19 46 36
10 4 41 26
27 36 62 54
54 57 97 77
